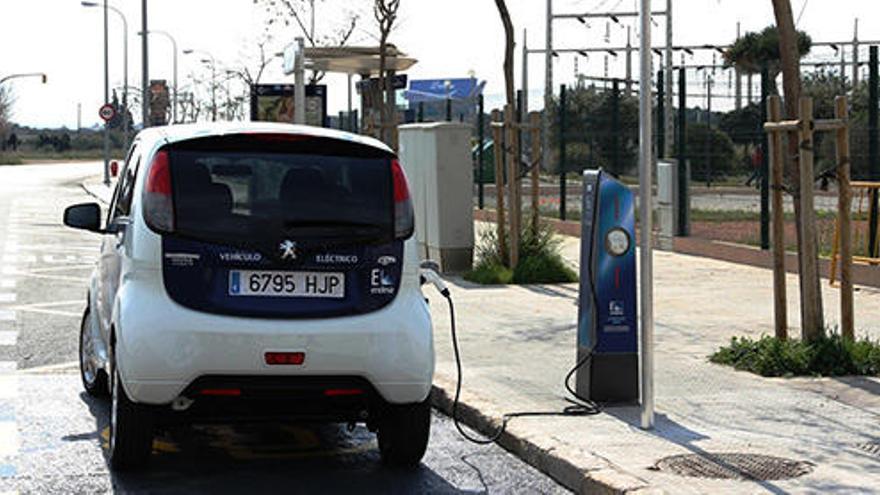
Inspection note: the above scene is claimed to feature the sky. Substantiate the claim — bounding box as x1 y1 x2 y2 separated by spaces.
1 0 879 129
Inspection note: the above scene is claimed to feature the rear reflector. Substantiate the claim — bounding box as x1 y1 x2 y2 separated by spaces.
265 352 306 366
200 388 241 397
324 388 364 397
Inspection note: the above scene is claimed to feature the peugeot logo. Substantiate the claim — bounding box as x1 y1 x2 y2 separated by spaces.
279 240 298 260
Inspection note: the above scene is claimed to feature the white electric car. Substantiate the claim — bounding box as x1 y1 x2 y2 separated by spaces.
63 123 435 470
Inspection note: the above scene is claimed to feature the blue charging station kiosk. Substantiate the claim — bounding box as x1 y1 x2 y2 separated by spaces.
576 170 639 403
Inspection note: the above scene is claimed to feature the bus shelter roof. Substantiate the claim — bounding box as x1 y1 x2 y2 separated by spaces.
301 45 417 75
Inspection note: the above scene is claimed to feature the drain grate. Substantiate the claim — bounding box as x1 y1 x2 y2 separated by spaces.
856 442 880 457
652 453 814 481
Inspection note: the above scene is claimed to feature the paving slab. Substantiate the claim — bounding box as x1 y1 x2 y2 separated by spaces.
427 222 880 494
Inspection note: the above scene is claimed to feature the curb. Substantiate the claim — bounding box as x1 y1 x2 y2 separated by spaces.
430 373 654 495
80 180 112 205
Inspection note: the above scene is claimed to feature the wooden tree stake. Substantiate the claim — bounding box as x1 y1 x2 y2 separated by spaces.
834 96 854 340
767 95 788 340
490 109 508 264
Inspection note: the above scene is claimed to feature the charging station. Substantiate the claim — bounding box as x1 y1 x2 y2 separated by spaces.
576 170 639 404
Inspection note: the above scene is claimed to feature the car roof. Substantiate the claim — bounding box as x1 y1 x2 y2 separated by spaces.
137 122 393 154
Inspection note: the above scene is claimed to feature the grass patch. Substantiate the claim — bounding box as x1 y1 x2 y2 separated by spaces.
465 221 578 285
710 334 880 377
0 153 24 165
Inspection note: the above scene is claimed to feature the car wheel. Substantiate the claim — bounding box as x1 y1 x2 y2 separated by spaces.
108 348 153 471
377 397 431 468
79 309 108 397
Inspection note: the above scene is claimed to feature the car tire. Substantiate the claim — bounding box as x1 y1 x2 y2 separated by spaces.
79 309 108 397
377 397 431 468
108 349 153 471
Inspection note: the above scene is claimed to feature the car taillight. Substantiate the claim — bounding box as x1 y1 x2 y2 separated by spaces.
391 159 414 239
143 149 174 233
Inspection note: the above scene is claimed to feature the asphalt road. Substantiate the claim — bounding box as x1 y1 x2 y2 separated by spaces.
0 162 569 494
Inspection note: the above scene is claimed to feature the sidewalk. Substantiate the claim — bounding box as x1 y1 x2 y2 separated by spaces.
428 222 880 493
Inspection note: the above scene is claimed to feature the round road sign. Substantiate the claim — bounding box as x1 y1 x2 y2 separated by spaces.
99 103 116 122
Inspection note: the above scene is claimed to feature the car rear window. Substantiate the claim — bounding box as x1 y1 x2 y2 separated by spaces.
167 146 393 244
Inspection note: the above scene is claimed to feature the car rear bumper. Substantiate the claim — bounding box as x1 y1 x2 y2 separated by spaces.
115 272 434 406
152 375 386 425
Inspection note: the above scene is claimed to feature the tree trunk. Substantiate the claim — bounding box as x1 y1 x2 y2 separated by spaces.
771 0 824 341
494 0 518 267
377 31 388 143
493 0 515 108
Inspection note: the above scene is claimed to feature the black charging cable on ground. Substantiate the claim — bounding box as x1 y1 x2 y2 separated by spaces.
431 281 601 446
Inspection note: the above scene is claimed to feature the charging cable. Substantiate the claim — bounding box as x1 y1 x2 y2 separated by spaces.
422 268 601 446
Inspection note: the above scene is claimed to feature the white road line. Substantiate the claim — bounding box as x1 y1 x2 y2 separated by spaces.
0 362 14 374
0 281 14 290
0 312 13 322
0 333 15 347
0 372 16 399
0 421 18 459
0 295 15 304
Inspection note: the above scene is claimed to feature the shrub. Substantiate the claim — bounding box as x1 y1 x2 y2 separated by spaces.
710 333 880 377
464 222 577 285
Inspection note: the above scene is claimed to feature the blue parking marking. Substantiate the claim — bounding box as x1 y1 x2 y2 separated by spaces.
0 463 15 478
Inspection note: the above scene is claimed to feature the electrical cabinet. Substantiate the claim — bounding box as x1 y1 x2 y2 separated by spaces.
398 122 474 272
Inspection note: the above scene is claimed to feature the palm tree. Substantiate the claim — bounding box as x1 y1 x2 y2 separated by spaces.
724 25 812 95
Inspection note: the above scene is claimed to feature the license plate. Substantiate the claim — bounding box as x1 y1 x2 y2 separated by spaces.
229 270 345 298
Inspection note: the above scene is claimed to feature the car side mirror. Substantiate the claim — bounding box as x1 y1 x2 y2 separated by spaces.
63 203 102 233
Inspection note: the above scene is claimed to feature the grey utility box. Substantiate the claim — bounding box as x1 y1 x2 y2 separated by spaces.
657 160 678 250
398 122 474 273
657 159 690 249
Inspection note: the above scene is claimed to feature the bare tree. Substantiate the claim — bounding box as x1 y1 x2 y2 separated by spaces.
374 0 400 145
0 85 13 143
771 0 824 340
255 0 359 83
232 37 275 88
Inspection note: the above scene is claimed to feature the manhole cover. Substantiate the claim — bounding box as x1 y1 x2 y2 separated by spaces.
856 442 880 457
653 453 814 481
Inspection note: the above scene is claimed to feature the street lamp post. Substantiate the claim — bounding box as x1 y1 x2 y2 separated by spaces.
103 0 109 185
81 1 129 150
183 49 217 121
142 0 149 128
143 30 178 124
0 73 48 86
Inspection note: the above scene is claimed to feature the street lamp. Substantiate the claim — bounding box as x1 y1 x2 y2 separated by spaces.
81 1 130 150
0 73 48 86
80 0 112 185
141 29 178 124
183 49 217 121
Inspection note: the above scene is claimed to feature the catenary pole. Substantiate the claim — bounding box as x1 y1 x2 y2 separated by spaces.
638 0 654 431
